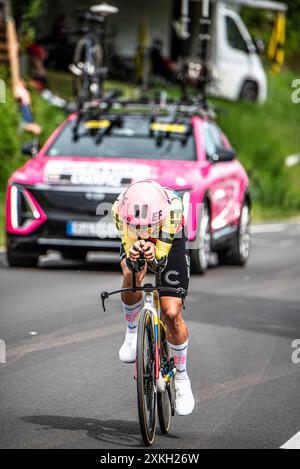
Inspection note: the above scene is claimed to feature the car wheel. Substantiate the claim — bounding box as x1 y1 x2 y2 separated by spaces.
190 203 211 275
240 81 258 102
218 202 251 266
7 248 39 268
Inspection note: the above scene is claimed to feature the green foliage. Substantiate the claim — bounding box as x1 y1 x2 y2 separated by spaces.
0 71 65 246
12 0 45 42
241 1 300 71
284 0 300 69
12 0 45 22
0 73 65 192
30 90 66 145
215 69 300 214
0 70 24 189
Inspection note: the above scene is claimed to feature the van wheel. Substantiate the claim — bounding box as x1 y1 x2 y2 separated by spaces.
190 203 211 275
240 81 258 102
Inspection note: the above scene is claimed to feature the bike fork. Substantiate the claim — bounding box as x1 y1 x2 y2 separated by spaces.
134 295 160 382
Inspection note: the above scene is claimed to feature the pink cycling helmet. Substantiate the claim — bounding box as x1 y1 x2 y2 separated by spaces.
118 181 171 228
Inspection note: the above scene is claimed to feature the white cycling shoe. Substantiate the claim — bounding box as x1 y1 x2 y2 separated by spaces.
175 378 195 416
119 331 137 363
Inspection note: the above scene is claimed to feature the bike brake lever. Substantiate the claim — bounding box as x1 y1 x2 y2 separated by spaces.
101 292 109 312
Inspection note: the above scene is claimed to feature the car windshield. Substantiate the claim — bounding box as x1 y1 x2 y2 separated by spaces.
45 116 197 161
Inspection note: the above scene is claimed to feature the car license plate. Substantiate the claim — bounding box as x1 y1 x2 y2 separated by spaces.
66 221 119 239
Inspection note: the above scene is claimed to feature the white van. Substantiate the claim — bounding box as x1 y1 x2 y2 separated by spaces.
200 0 287 103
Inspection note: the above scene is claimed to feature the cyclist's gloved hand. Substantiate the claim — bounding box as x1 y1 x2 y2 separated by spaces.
142 241 156 262
129 240 145 262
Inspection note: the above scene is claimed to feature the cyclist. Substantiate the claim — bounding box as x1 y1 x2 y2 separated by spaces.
112 180 195 416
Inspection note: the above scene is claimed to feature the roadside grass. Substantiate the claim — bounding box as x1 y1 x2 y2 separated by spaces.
47 70 137 101
215 69 300 214
0 79 66 247
31 90 66 145
251 204 300 222
0 68 24 190
47 70 74 101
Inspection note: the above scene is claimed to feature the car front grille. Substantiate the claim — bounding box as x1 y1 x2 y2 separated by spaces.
29 187 120 218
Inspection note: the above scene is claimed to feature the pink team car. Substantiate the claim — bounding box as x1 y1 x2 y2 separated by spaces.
5 106 251 273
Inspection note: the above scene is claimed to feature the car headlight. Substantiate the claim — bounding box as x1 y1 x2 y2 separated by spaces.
7 185 47 234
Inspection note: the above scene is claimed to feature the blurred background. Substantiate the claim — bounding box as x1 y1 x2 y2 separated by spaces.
0 0 300 250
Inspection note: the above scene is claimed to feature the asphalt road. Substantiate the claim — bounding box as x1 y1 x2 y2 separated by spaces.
0 223 300 449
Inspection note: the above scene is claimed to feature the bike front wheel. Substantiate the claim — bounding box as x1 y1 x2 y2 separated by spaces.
137 309 157 446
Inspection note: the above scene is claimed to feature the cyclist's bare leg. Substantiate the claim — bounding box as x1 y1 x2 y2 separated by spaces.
118 259 147 363
160 296 188 345
160 296 194 415
120 258 147 305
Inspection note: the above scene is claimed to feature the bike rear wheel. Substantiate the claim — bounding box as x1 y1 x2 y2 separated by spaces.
137 309 157 446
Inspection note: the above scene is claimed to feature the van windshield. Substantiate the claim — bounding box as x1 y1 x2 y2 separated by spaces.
226 16 249 53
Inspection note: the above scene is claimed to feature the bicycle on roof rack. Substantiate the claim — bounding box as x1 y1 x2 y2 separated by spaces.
101 258 186 447
70 91 217 148
70 89 217 123
69 3 119 107
66 0 216 117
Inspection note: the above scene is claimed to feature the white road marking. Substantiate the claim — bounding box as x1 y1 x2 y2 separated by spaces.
252 239 296 248
278 240 297 248
251 224 300 234
281 432 300 449
2 324 124 368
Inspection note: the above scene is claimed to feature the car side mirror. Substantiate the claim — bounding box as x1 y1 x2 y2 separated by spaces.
211 148 236 163
21 139 39 158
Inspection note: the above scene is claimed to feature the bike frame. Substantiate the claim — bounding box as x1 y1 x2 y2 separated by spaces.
101 265 186 381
